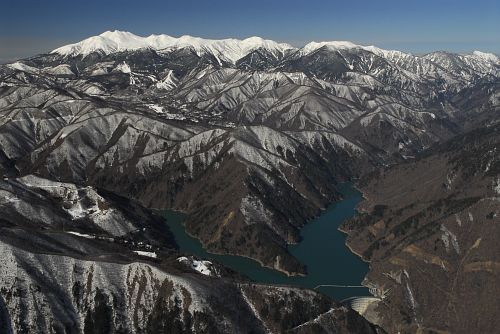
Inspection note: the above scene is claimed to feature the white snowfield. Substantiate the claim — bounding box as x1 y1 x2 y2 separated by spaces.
134 250 158 259
177 256 219 277
66 231 95 239
301 40 362 54
52 30 294 63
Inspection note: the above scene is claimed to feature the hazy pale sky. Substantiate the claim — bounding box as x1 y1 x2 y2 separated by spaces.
1 0 499 62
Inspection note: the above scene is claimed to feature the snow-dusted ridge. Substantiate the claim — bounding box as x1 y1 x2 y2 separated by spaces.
299 40 415 60
300 40 500 62
52 30 295 63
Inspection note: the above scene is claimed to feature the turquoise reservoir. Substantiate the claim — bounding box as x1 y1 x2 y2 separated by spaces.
161 183 369 301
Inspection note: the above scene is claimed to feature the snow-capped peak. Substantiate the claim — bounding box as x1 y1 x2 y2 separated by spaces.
301 41 362 54
51 30 295 63
300 40 411 59
471 50 499 63
51 31 145 57
99 30 145 45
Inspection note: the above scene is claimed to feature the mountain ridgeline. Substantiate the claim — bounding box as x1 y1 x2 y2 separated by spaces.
0 30 498 333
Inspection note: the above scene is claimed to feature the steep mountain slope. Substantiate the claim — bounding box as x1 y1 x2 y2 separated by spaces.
0 243 379 334
0 175 178 258
342 122 500 333
0 175 381 334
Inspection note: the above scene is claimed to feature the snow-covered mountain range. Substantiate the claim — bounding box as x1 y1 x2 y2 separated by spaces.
52 30 498 66
52 30 295 64
0 30 498 333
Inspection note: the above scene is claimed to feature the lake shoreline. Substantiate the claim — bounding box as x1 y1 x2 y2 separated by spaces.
161 182 370 300
154 209 306 277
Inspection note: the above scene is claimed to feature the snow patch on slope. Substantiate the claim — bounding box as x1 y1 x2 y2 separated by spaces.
177 256 218 276
440 225 460 254
114 61 132 74
494 178 500 195
156 70 178 90
134 250 158 259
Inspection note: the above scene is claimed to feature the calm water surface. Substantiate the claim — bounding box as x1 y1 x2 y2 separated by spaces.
161 183 369 300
